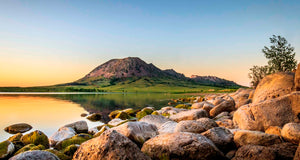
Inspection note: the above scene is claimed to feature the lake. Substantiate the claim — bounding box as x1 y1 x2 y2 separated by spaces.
0 92 189 141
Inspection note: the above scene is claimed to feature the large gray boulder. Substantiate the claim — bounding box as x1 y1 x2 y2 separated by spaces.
281 122 300 144
201 127 234 152
158 121 177 134
252 72 294 104
139 115 171 129
141 132 226 160
73 130 150 160
111 122 158 146
169 109 208 122
49 127 76 147
174 118 218 134
9 151 59 160
64 121 88 133
174 120 207 133
233 92 300 131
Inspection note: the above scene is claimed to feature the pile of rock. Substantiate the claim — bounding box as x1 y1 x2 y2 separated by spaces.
1 70 300 159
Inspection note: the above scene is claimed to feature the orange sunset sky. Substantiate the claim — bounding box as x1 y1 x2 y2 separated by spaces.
1 1 300 87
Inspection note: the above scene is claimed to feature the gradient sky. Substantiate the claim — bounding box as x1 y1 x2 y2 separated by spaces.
0 0 300 87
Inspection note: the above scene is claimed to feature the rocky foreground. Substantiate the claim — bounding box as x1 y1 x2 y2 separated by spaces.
1 71 300 159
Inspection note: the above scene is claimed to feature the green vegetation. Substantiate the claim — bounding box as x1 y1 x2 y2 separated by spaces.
55 134 91 150
0 141 10 157
0 76 240 93
249 35 297 88
14 144 45 155
20 130 49 149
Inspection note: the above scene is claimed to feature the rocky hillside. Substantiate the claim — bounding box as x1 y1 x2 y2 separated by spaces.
191 75 239 87
76 57 240 87
81 57 164 80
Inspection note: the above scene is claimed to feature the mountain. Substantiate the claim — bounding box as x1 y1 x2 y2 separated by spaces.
81 57 164 80
75 57 241 88
190 75 239 87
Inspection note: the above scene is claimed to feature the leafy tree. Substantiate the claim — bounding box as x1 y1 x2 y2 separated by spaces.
248 65 272 88
249 35 297 88
263 35 297 72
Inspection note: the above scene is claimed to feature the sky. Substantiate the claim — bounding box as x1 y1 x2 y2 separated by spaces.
0 0 300 87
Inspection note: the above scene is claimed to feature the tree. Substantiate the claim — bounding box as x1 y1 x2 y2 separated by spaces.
263 35 297 72
248 65 272 88
249 35 297 88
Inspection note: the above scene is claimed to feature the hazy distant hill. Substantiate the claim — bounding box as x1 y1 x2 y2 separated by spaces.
75 57 240 88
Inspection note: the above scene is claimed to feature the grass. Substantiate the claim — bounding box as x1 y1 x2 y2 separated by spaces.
0 77 241 93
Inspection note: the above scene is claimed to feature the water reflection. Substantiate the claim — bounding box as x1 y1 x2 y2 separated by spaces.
0 93 188 141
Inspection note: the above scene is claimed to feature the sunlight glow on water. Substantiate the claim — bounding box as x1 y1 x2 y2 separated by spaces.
0 96 102 141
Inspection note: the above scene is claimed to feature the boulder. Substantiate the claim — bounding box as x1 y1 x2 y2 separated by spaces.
191 101 215 113
232 145 277 160
210 96 235 117
93 126 110 137
45 149 71 160
233 92 300 131
111 122 158 146
169 109 208 122
234 130 282 147
88 126 99 135
233 142 298 160
216 119 235 129
212 96 225 106
86 113 102 121
139 115 171 129
0 140 14 159
281 122 300 144
157 106 186 116
7 133 24 151
49 127 76 147
14 144 45 156
64 121 88 133
295 143 300 160
295 63 300 91
73 130 150 160
9 150 59 160
201 127 234 152
54 134 91 150
197 117 219 130
213 112 232 121
115 111 131 120
265 126 282 136
4 123 32 134
109 110 121 119
174 120 207 133
270 142 298 160
229 88 254 108
158 121 177 134
63 144 79 157
20 130 49 148
252 72 294 104
80 113 88 117
141 132 226 160
107 118 128 127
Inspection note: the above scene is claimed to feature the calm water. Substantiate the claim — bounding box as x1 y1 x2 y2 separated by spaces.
0 92 188 141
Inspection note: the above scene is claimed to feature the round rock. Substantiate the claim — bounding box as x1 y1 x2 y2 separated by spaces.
4 123 32 134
